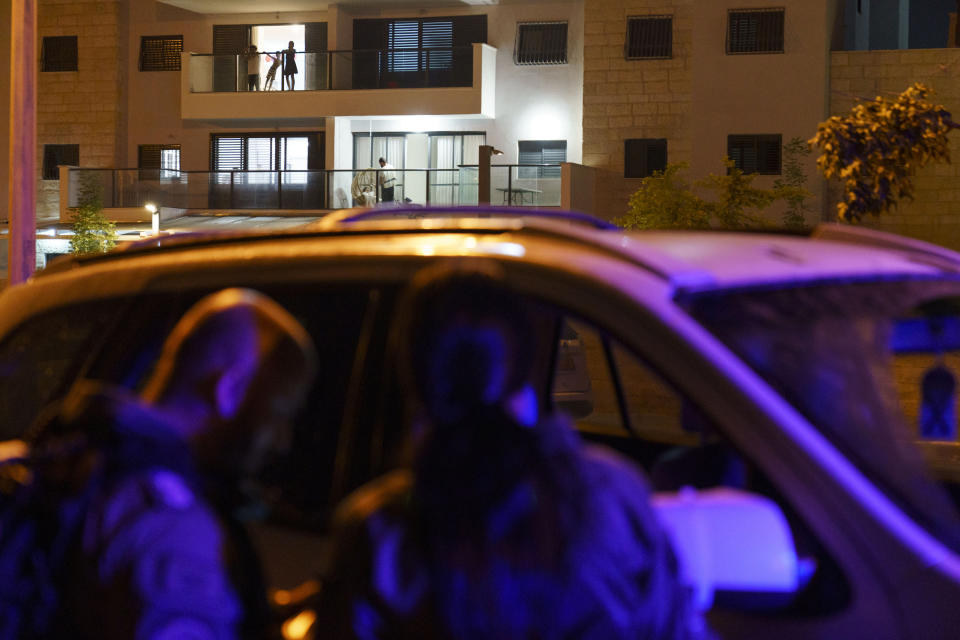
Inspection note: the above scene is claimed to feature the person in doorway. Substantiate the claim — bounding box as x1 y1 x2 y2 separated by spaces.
283 41 298 91
1 288 317 639
246 45 261 91
315 262 708 639
264 51 282 91
378 157 396 203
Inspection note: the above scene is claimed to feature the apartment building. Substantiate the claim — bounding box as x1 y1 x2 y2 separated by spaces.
2 0 584 222
4 0 960 248
580 0 960 244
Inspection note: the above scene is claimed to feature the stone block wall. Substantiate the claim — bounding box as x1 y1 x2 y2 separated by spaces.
830 48 960 251
37 0 123 221
583 0 693 220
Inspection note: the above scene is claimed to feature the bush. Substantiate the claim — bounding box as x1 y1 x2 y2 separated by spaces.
810 82 958 222
69 173 116 255
617 158 807 231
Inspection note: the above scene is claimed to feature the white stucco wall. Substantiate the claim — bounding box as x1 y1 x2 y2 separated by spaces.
339 0 584 167
119 0 582 177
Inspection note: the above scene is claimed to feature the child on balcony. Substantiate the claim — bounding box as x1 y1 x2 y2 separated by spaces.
264 52 281 91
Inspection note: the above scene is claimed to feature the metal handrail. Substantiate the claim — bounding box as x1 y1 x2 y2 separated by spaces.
188 46 475 57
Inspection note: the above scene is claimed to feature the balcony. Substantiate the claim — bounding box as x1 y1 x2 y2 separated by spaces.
60 164 562 221
181 43 496 122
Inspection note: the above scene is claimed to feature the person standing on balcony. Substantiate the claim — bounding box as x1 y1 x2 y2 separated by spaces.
264 51 281 91
378 157 396 203
246 45 261 91
283 41 298 91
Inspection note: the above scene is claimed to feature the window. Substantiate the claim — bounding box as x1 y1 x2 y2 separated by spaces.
385 19 454 72
518 140 566 179
727 134 782 175
625 139 667 178
42 144 79 180
352 15 486 88
429 132 485 204
139 35 183 71
727 8 785 54
515 22 568 65
41 36 78 72
0 299 126 440
138 144 181 181
626 15 672 59
548 315 850 616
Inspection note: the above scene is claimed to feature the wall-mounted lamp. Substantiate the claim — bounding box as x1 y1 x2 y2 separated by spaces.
145 203 159 236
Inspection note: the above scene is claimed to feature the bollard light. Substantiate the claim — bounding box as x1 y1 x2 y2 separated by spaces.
145 203 159 236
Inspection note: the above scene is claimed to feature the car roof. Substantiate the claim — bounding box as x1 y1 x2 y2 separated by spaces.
37 208 960 294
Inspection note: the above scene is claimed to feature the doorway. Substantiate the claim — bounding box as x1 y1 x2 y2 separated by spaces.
252 24 304 90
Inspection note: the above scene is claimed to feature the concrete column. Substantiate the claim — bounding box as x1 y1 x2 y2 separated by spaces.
8 0 36 284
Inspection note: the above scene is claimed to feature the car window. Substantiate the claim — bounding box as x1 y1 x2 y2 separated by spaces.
549 314 850 620
0 299 128 441
686 280 960 554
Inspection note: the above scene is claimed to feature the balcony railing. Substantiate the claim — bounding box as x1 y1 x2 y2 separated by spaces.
189 46 477 93
65 165 561 214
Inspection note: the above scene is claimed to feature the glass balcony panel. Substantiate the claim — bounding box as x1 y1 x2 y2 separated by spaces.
190 47 474 93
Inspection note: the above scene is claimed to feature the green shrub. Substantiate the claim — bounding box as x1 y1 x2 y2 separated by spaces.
69 173 117 255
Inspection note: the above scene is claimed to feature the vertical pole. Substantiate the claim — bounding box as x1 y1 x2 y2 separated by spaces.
426 169 431 205
478 144 492 205
507 166 513 206
8 0 37 284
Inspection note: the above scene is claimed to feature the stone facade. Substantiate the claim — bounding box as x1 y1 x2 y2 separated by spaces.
37 0 124 221
830 48 960 251
583 0 693 221
581 0 834 225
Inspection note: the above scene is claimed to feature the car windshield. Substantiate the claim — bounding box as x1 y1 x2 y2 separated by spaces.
683 277 960 553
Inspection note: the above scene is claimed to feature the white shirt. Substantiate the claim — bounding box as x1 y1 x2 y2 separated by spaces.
379 163 396 186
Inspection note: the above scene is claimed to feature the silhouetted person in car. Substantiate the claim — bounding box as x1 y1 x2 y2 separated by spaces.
317 262 707 639
11 288 316 639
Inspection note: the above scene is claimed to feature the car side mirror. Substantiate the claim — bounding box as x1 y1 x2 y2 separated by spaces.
652 487 804 612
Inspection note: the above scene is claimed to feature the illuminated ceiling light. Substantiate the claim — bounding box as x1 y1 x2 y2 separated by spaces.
461 0 499 4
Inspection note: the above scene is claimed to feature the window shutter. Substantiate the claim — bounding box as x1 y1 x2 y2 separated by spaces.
42 145 79 180
422 20 454 69
727 134 781 175
212 136 245 171
41 36 78 72
515 22 568 65
626 16 672 59
760 135 782 174
728 9 784 54
388 20 420 71
138 145 162 170
647 140 667 175
212 25 248 92
212 24 248 55
140 35 183 71
305 22 328 52
518 140 566 178
453 15 487 46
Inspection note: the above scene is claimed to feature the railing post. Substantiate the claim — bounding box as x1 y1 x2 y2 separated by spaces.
230 170 235 208
426 169 431 205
